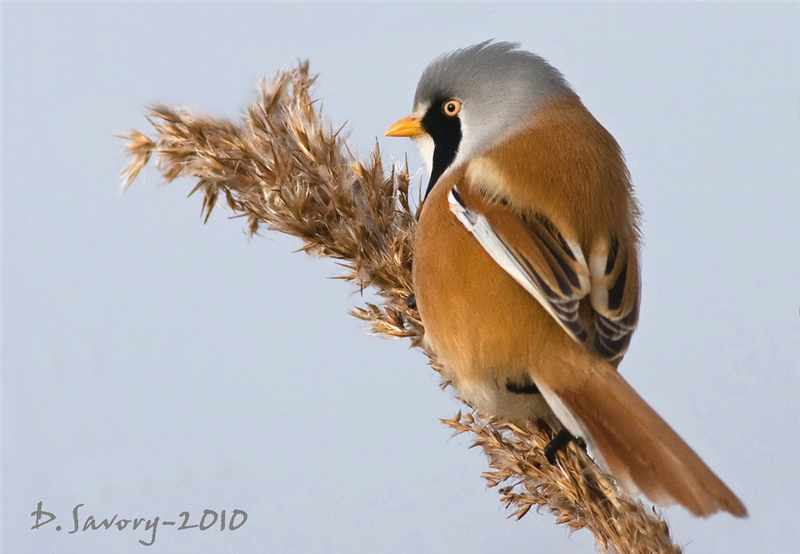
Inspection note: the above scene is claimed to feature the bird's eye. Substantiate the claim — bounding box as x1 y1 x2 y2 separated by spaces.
442 99 462 117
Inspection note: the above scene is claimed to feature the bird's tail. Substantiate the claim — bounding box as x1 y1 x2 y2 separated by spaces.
536 354 747 518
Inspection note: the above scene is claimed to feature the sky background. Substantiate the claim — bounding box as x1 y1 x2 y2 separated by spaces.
3 3 799 553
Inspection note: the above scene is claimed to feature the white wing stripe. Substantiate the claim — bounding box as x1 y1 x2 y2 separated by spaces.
448 188 583 341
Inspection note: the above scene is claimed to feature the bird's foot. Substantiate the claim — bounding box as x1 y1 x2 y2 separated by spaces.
544 429 586 464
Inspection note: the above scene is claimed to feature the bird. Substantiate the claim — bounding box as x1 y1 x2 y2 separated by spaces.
385 41 746 518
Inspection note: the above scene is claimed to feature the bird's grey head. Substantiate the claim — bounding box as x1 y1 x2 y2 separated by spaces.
397 41 573 197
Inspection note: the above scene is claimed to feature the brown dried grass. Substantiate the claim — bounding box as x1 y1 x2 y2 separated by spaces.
120 62 682 554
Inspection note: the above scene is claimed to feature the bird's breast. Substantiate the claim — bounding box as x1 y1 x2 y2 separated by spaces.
413 169 573 418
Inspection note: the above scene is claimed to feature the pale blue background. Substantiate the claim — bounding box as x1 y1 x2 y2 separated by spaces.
3 3 798 553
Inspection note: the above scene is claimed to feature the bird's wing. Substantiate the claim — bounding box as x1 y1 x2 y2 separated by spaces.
588 237 640 361
448 184 591 343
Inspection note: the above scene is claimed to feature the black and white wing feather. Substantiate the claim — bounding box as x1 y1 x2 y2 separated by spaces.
447 183 641 361
448 185 592 343
589 236 640 361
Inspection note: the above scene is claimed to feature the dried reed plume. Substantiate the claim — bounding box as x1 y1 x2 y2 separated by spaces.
120 62 682 554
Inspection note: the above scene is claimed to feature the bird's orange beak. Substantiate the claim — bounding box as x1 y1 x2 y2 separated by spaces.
385 116 425 137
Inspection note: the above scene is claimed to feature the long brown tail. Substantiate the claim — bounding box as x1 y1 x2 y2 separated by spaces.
538 355 747 518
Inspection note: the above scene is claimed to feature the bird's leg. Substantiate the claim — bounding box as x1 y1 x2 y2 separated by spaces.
544 429 586 464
